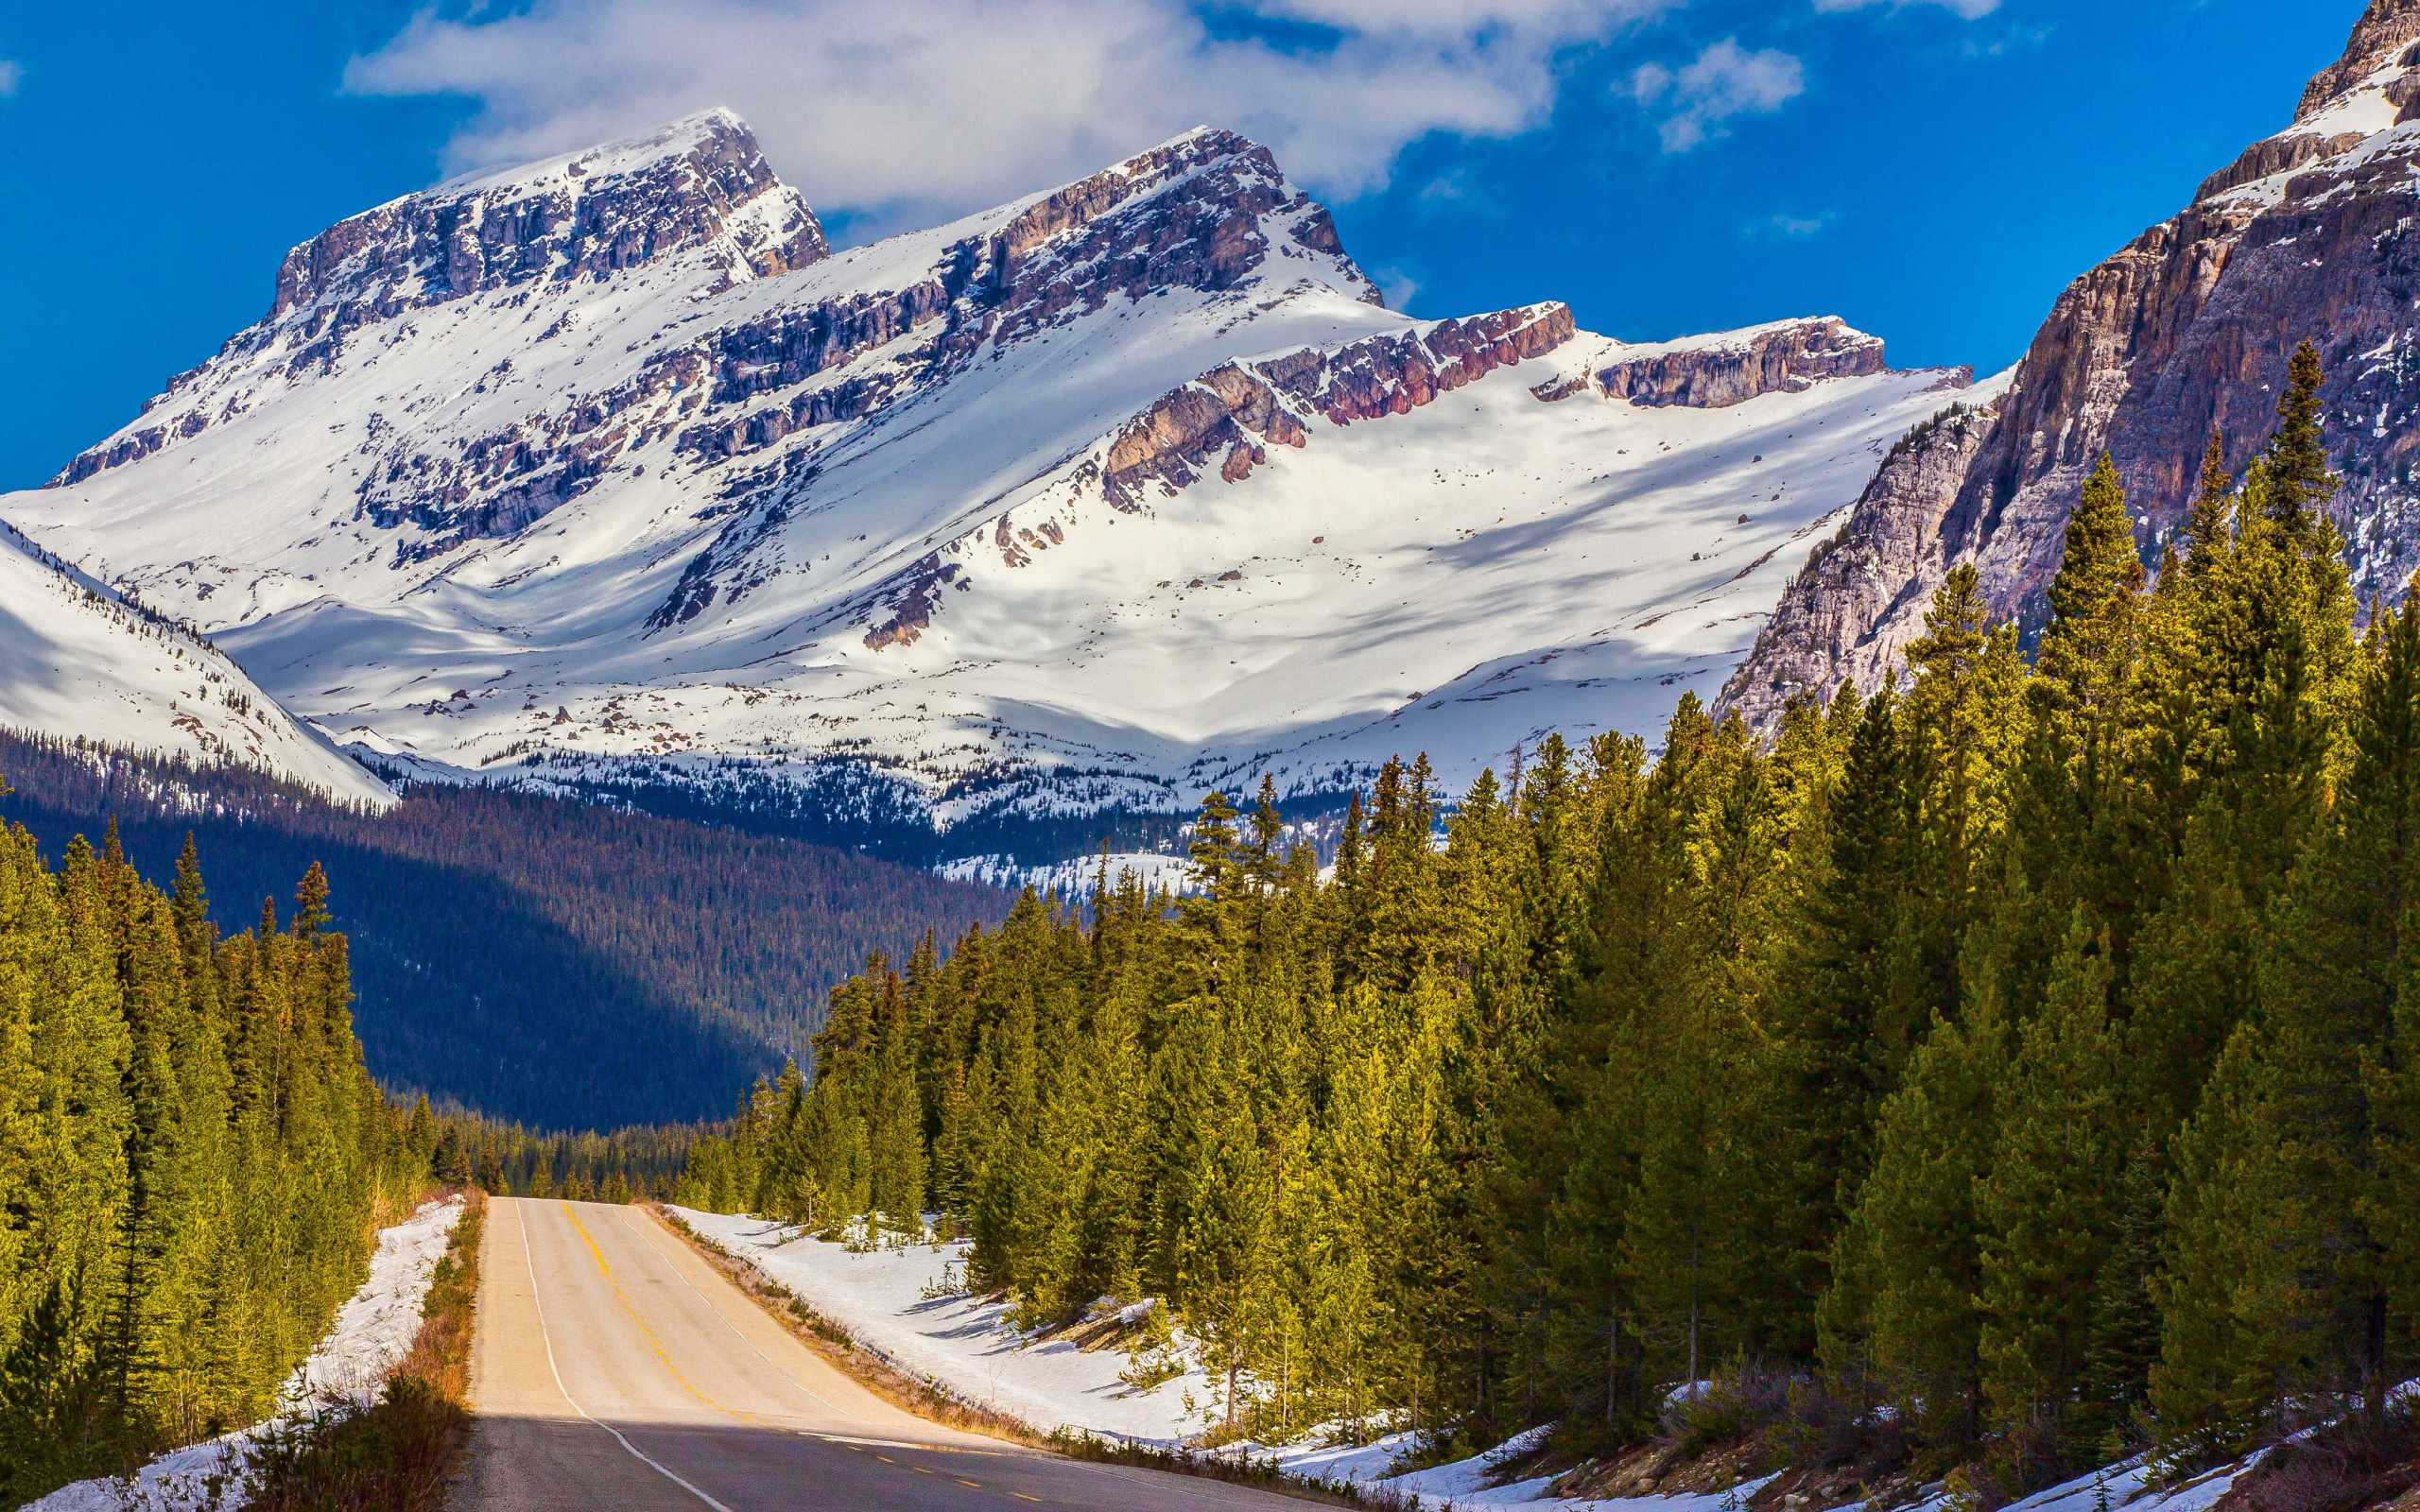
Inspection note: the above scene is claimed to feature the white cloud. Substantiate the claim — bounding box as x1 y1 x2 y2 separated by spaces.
1629 38 1805 152
1753 210 1834 238
1812 0 2001 17
349 0 1676 232
0 60 22 97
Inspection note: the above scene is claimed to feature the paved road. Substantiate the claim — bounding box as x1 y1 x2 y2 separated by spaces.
454 1197 1306 1511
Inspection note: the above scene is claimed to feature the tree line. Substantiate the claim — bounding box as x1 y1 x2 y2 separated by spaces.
677 346 2419 1499
0 815 428 1506
0 748 1012 1128
405 1101 701 1203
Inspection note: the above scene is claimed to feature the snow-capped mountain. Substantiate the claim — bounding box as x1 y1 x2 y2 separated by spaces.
9 110 1962 856
1726 0 2420 730
0 523 391 806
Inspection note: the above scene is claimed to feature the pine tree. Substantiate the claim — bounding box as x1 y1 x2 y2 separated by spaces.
1975 911 2125 1485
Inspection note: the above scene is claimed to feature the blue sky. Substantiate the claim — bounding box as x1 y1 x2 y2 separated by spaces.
0 0 2362 490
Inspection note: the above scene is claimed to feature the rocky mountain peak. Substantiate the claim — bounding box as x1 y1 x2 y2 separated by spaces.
1723 0 2420 735
991 126 1378 306
2296 0 2420 123
266 108 826 325
1591 318 1898 410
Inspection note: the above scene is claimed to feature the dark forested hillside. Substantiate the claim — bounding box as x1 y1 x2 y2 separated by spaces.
0 744 1012 1128
685 348 2420 1507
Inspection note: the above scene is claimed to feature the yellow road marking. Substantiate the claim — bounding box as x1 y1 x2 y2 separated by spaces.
956 1477 983 1487
560 1205 761 1426
1013 1495 1044 1503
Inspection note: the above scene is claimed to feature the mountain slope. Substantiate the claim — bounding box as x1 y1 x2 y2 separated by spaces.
1724 0 2420 729
10 112 1958 855
0 521 390 805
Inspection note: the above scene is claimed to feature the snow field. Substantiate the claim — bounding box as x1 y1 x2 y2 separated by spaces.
0 524 391 808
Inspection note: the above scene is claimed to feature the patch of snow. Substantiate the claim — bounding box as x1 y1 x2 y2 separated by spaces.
669 1206 2363 1512
936 851 1195 897
24 1196 464 1512
674 1211 1213 1443
0 522 392 808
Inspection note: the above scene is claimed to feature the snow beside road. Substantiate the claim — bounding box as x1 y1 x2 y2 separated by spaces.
26 1195 465 1512
668 1209 1706 1506
673 1208 1212 1444
670 1207 2291 1512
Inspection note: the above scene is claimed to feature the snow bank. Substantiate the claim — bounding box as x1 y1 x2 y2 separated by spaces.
671 1207 2321 1512
670 1210 1766 1507
26 1195 465 1512
673 1210 1214 1443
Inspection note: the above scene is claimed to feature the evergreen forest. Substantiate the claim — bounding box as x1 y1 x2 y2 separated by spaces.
406 1100 703 1202
0 816 424 1505
678 347 2420 1498
0 748 1012 1127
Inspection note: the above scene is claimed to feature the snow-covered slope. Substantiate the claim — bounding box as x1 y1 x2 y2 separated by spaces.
0 523 391 807
8 111 1962 855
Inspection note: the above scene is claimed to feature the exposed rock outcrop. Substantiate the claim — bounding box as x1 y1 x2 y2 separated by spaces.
1098 304 1574 508
1724 400 2002 725
59 111 826 489
1595 318 1889 410
1723 0 2420 730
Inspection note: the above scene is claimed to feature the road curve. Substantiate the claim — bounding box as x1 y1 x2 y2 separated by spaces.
454 1197 1307 1511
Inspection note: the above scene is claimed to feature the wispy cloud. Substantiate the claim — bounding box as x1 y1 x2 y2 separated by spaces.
0 60 22 98
1964 24 2055 59
1417 167 1503 215
1751 211 1837 240
1812 0 2003 18
349 0 1680 232
1629 39 1806 153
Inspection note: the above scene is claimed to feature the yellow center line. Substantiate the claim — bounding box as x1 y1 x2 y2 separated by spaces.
560 1204 762 1426
561 1206 1014 1500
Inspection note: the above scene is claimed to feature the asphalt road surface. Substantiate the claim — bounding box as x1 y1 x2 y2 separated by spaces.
454 1197 1310 1511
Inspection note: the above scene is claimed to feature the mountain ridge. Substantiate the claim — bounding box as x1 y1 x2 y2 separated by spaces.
1723 0 2420 729
10 113 1956 860
0 521 392 806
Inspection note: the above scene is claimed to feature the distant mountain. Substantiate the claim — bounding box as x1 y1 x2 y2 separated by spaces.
8 112 1961 862
0 521 389 805
1724 0 2420 729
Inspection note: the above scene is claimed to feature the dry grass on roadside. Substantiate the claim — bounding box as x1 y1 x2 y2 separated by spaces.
1046 1430 1423 1510
243 1191 486 1512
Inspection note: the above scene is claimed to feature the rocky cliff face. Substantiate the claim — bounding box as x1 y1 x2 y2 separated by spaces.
1096 302 1576 511
1594 318 1895 410
60 112 826 489
1723 0 2420 730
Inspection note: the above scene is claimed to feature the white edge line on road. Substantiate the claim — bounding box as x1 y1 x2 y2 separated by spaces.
514 1199 741 1512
